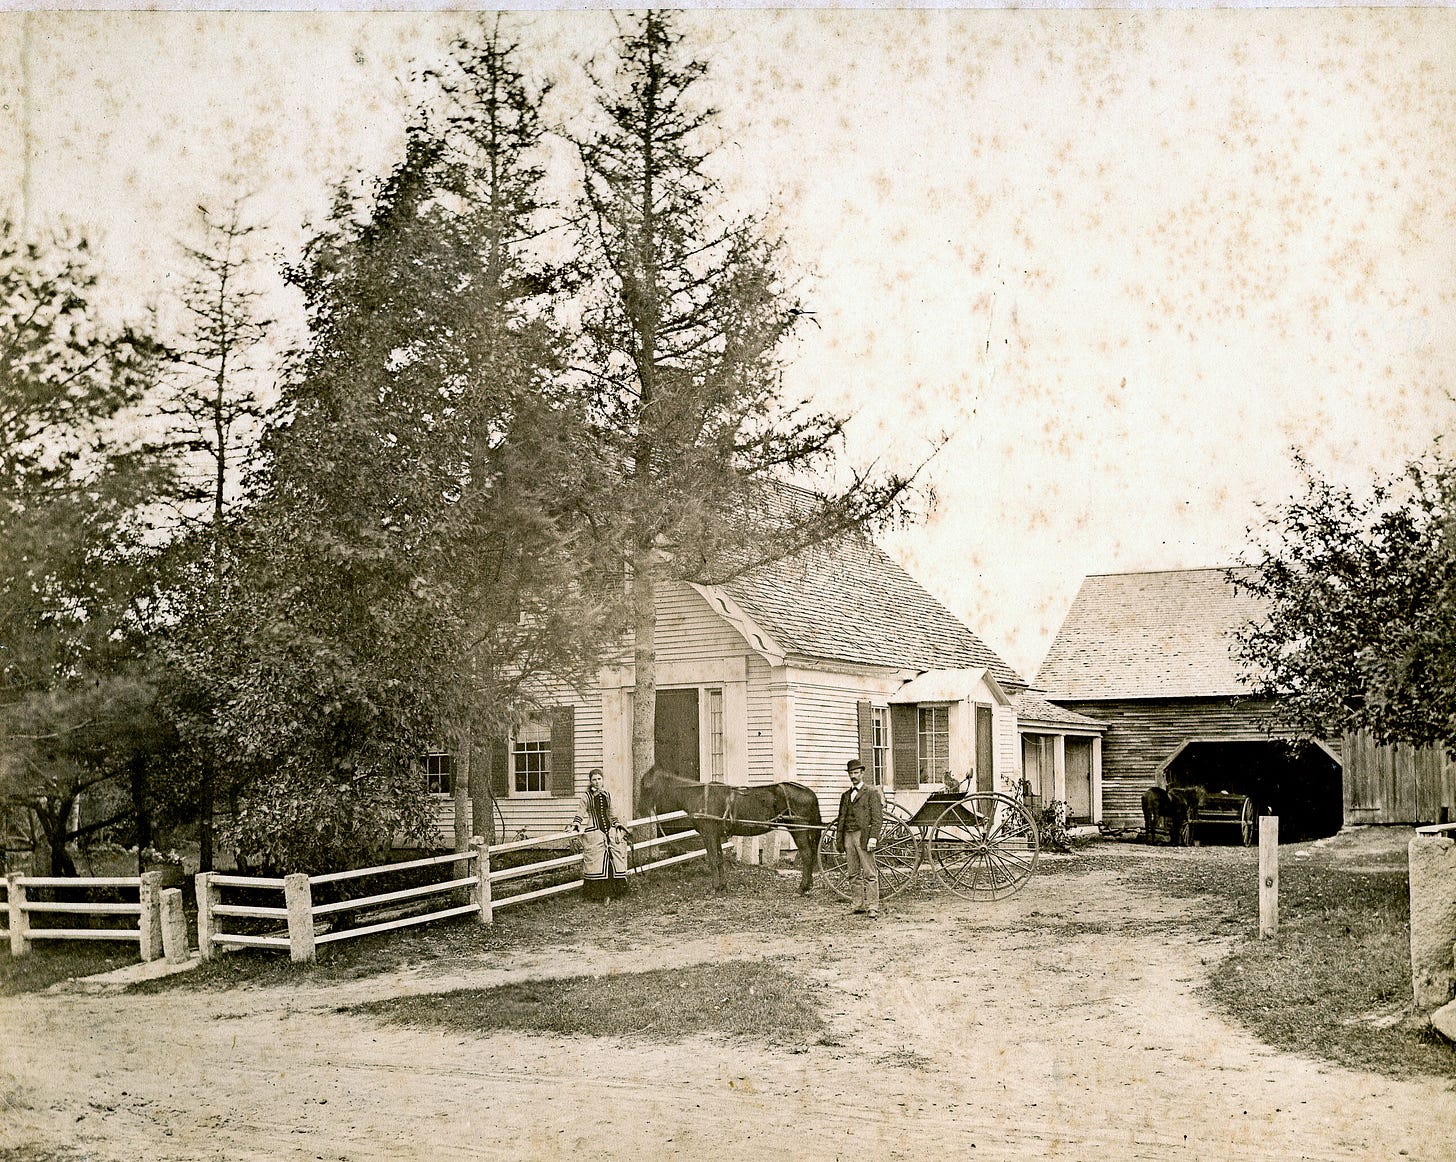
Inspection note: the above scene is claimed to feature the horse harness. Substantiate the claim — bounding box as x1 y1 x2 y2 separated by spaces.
689 782 824 833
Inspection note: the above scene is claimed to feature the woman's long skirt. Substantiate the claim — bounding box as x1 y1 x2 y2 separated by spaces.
581 828 629 901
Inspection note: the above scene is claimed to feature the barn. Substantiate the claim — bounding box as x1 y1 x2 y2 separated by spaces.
1035 568 1345 840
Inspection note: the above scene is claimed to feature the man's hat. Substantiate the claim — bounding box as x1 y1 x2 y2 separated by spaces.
847 759 865 773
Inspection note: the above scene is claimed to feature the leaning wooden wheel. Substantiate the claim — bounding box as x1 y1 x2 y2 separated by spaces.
1239 796 1257 847
929 792 1039 901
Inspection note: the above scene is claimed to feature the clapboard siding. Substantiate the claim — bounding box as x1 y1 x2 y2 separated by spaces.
1343 730 1456 825
791 674 903 818
746 654 776 783
655 582 753 662
1053 697 1302 828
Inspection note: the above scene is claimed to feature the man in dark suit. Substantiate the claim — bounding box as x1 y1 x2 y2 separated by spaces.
835 758 883 917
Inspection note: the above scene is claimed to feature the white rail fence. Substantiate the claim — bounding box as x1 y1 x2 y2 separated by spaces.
197 810 724 964
5 871 166 961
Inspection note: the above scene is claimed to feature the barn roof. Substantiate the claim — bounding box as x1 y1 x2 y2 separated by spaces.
1035 568 1265 700
717 533 1026 689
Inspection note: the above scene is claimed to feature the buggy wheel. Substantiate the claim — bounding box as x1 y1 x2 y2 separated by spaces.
817 822 853 899
1239 796 1256 847
873 806 921 900
929 793 1039 901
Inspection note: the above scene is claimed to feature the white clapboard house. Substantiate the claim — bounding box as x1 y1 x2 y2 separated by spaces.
425 532 1105 844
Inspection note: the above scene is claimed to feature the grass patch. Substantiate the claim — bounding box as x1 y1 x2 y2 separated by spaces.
132 856 843 994
345 958 825 1044
0 942 140 996
1126 839 1456 1079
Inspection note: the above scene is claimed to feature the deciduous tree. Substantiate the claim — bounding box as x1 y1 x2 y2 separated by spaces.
1232 452 1456 755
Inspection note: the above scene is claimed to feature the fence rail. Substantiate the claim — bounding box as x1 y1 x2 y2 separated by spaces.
5 872 164 961
193 809 728 963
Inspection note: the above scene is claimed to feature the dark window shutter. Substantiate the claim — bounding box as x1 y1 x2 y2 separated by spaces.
890 704 918 791
550 706 576 798
856 701 874 773
489 737 510 799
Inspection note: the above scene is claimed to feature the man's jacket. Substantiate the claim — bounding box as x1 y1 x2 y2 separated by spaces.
835 784 883 849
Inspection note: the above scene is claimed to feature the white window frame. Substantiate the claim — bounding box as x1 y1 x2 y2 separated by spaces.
870 706 890 787
510 719 553 798
423 751 453 797
917 704 951 786
705 686 726 783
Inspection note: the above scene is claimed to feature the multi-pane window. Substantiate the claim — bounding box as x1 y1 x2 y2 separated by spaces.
513 721 551 794
423 752 452 795
870 707 889 786
917 704 950 785
707 687 725 783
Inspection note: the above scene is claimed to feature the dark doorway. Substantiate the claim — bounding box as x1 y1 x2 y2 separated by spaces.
1165 739 1342 842
655 688 701 780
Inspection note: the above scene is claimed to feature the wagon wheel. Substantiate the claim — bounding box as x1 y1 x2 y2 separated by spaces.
818 803 920 900
817 821 853 899
874 803 921 900
1239 796 1257 847
929 792 1039 901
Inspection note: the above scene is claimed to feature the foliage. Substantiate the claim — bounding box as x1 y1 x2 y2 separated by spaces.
0 219 176 874
1232 452 1456 755
204 32 620 868
574 13 917 787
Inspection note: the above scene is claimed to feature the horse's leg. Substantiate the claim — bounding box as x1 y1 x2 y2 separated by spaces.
702 822 725 891
792 832 815 896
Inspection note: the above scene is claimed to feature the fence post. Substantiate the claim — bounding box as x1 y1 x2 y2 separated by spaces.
138 871 165 962
1258 815 1279 939
160 888 190 964
284 873 315 964
195 872 217 962
7 874 28 957
474 838 493 926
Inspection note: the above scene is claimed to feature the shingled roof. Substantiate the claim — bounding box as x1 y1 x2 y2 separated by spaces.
1035 568 1266 700
719 533 1026 689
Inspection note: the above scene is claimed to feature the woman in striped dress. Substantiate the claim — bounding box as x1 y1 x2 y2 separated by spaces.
574 768 629 902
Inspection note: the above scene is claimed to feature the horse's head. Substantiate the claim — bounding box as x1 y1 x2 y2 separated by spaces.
638 765 667 815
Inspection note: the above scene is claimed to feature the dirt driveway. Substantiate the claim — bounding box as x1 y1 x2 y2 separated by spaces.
2 836 1452 1161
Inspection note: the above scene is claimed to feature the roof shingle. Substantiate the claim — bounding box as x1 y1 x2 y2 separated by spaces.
1035 568 1265 700
720 533 1025 688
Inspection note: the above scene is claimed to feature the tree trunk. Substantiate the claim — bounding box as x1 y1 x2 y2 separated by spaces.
630 549 658 817
129 753 152 865
466 737 493 843
199 762 214 872
452 730 471 853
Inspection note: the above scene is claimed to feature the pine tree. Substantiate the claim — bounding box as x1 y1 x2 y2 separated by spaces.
575 13 912 801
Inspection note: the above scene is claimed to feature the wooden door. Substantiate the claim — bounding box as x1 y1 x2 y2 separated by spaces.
655 688 701 780
975 705 995 793
1066 738 1093 821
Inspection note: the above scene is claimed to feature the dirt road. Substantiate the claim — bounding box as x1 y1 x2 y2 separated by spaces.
3 839 1452 1161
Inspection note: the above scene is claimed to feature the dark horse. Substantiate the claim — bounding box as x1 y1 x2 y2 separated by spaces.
1142 784 1204 846
638 767 823 894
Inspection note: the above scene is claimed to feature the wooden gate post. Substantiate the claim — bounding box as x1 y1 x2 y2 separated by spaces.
195 872 218 961
7 874 28 957
284 873 315 964
1259 815 1279 939
473 838 493 926
138 870 166 962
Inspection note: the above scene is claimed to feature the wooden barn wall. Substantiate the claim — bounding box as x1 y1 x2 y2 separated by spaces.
1053 697 1301 828
1343 731 1456 825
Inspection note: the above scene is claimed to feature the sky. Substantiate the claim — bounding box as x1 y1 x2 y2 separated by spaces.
2 7 1452 681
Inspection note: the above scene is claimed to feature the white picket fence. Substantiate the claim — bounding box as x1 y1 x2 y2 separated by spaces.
198 810 724 963
5 871 166 961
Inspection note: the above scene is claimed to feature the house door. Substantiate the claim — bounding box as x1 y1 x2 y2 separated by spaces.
975 705 995 793
655 688 701 780
1066 738 1093 821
